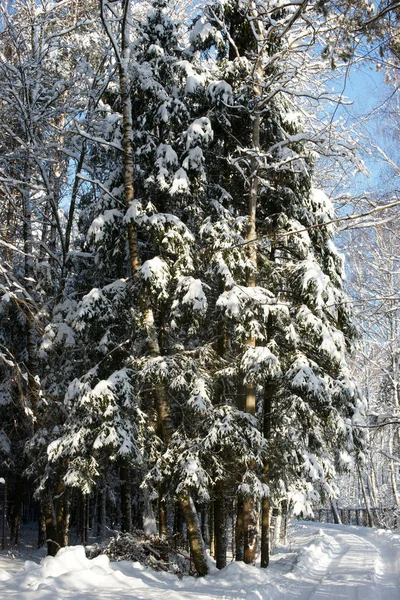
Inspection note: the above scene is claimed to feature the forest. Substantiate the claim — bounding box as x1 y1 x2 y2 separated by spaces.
0 0 399 577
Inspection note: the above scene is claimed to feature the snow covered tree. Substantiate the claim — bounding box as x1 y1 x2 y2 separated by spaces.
0 0 382 572
41 0 216 571
0 0 117 553
191 0 367 567
343 217 400 521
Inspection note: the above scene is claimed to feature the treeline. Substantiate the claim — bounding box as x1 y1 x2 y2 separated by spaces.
0 0 397 574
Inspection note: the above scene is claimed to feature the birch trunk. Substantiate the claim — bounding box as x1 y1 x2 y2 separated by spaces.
22 154 40 415
358 466 374 527
241 89 262 566
389 429 399 506
331 499 342 525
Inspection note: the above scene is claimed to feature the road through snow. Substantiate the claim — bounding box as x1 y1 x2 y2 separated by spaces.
0 522 399 599
285 523 400 600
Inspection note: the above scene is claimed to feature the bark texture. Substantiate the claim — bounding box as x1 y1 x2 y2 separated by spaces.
178 493 209 576
214 495 227 569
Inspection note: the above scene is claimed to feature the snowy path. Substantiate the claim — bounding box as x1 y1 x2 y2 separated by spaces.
0 522 399 599
285 523 400 600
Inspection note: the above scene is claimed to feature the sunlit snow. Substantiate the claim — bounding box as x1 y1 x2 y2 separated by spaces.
1 522 400 599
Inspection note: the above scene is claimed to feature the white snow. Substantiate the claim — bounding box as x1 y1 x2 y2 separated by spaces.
241 347 282 382
87 210 123 242
185 117 213 150
217 285 274 317
189 15 223 45
170 168 190 195
1 522 400 599
138 257 170 285
207 80 233 105
188 377 213 415
182 146 204 171
174 276 209 313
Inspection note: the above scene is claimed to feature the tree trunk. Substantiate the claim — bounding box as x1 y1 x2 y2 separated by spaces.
153 352 208 573
22 154 41 421
331 499 342 525
235 497 244 561
261 381 273 567
260 496 270 568
97 487 106 538
43 474 69 556
174 501 184 536
1 480 7 551
43 497 57 556
241 90 262 565
80 494 88 545
120 459 132 533
389 429 399 506
178 493 209 576
158 484 168 537
38 508 46 548
358 466 374 527
55 479 69 550
214 495 227 569
10 476 23 545
209 501 215 558
243 496 257 564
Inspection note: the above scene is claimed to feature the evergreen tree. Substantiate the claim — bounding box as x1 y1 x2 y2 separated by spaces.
191 0 367 566
0 0 375 574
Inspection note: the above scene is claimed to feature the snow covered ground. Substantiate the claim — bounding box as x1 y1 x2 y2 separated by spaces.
0 522 399 599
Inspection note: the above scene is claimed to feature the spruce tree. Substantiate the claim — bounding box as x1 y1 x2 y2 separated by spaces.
191 0 367 566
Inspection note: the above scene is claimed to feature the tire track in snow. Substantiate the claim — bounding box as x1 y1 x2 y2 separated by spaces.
290 523 400 600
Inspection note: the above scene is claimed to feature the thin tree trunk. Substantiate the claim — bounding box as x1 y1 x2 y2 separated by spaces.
331 499 342 525
201 504 209 545
38 508 46 548
358 466 374 527
214 494 227 569
10 477 23 545
81 494 87 545
97 487 106 538
241 78 262 565
235 497 244 561
156 378 208 572
22 154 40 419
280 500 288 544
120 459 132 533
389 428 399 506
260 496 270 568
209 501 215 558
261 380 273 567
1 481 6 551
174 502 184 536
370 461 379 507
158 486 168 537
